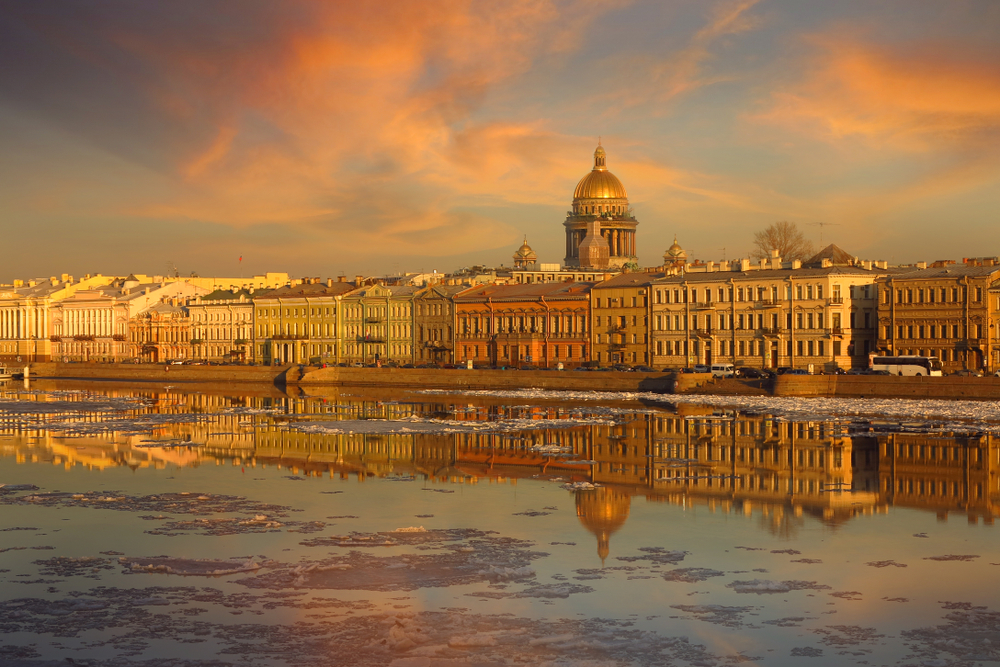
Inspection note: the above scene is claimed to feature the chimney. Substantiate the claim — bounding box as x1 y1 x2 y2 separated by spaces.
821 258 832 268
916 261 927 269
770 249 779 259
338 276 346 283
791 260 801 269
355 275 364 286
327 278 333 287
862 260 872 270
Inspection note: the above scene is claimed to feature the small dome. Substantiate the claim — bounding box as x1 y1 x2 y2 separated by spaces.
573 143 628 200
665 235 686 259
512 236 537 268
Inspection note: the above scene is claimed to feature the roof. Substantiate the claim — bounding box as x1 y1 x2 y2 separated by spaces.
253 282 355 300
651 265 887 285
881 265 1000 281
455 282 594 303
803 244 856 267
199 288 254 301
592 272 665 290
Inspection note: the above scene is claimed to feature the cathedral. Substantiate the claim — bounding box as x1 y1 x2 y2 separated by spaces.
563 143 638 270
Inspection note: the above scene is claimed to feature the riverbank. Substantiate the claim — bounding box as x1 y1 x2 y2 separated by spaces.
18 362 1000 400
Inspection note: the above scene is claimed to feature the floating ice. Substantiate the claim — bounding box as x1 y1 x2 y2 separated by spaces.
120 556 261 576
727 579 832 594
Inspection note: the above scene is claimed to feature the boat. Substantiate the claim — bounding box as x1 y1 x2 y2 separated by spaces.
0 366 11 380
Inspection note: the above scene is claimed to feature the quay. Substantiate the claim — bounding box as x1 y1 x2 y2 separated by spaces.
9 362 1000 400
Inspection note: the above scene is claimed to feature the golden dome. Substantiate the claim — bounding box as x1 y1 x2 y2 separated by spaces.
513 237 536 261
575 487 631 563
665 235 686 259
573 144 628 201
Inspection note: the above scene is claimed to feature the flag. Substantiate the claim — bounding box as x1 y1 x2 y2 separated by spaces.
239 256 243 263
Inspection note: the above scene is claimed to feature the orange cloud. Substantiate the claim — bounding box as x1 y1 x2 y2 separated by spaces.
101 0 633 257
758 37 1000 151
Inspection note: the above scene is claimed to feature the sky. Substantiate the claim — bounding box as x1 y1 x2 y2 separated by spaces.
1 0 999 282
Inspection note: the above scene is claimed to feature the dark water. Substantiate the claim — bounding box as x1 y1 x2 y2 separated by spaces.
0 380 997 666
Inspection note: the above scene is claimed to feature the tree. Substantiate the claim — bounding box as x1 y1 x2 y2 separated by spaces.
752 221 815 262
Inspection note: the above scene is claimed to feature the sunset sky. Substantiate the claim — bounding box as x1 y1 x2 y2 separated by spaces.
2 0 999 282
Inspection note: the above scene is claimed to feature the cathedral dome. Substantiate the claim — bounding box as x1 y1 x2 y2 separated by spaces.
573 144 628 201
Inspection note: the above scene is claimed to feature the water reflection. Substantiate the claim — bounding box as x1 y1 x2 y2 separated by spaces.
2 382 996 544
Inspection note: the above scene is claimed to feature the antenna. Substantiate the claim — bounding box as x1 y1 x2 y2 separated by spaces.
810 222 840 246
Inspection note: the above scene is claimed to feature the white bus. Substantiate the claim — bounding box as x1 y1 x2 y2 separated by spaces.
870 355 943 377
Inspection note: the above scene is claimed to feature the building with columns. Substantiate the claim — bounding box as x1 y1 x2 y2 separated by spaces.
563 144 638 270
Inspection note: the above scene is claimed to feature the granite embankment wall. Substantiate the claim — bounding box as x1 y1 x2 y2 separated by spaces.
292 366 674 393
27 362 291 384
26 362 676 393
775 374 1000 400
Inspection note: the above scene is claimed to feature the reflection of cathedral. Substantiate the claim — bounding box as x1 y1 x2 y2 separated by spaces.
564 144 638 270
575 487 631 563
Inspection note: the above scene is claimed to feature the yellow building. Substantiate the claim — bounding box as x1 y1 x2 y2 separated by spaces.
650 256 885 371
253 278 357 365
591 272 663 367
875 261 1000 373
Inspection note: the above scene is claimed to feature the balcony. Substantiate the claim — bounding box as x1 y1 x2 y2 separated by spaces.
828 296 844 305
365 316 383 324
755 299 780 309
759 327 781 336
357 335 385 344
692 301 716 310
271 333 310 340
693 328 714 338
828 326 844 336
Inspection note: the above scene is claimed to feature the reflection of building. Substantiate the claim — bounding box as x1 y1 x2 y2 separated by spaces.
454 282 593 368
876 432 998 524
564 144 638 270
575 487 631 563
874 262 1000 373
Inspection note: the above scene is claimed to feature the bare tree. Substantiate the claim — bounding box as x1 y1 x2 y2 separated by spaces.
751 221 815 261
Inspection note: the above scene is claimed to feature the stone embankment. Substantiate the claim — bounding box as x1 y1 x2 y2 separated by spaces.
21 362 1000 400
774 374 1000 400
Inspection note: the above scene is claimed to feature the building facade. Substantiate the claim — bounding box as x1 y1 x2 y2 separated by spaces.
187 289 256 362
874 262 1000 373
650 262 884 371
339 284 416 365
454 282 592 368
254 279 357 365
591 272 663 366
413 285 464 364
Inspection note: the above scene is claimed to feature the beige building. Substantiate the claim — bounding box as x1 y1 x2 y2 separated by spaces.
187 289 257 363
413 285 464 364
650 253 885 370
875 261 1000 373
591 272 663 366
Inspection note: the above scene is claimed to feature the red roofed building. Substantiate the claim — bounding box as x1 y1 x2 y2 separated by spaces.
454 282 594 368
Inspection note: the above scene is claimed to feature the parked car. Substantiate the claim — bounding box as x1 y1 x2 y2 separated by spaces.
775 366 793 375
949 369 982 377
865 369 891 376
846 368 868 375
735 367 769 379
611 364 632 372
710 363 735 378
632 365 656 373
783 368 810 375
692 364 710 373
